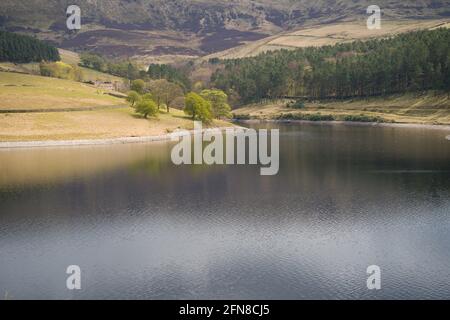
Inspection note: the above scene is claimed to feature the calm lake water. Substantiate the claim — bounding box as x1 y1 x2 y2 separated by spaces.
1 123 450 300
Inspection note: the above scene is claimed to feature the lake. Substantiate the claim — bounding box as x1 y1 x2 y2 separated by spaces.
1 122 450 300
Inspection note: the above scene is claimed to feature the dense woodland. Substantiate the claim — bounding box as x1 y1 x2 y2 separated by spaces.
211 29 450 104
0 31 60 63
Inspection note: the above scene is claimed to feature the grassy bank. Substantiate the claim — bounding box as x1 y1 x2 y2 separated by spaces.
0 71 231 142
0 71 124 110
233 92 450 125
0 49 124 83
0 107 231 142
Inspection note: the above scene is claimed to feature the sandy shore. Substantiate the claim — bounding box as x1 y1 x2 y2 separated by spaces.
0 126 235 150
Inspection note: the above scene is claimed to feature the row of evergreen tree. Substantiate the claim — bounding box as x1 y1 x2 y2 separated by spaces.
147 64 192 91
0 31 60 63
211 28 450 103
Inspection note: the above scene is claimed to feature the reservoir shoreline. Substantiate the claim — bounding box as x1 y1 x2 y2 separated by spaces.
1 121 449 149
236 119 450 131
0 126 236 150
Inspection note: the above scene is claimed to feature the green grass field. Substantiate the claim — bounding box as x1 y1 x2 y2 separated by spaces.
0 71 124 110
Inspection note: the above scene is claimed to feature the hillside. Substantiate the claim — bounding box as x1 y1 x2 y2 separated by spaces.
0 1 449 142
1 0 449 62
0 49 125 83
205 19 450 60
211 28 450 106
59 49 125 83
0 30 60 63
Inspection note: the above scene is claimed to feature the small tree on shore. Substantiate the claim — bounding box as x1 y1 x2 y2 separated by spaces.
148 79 184 112
142 93 154 101
130 79 146 94
184 92 212 123
200 89 232 119
126 91 141 108
135 99 158 119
